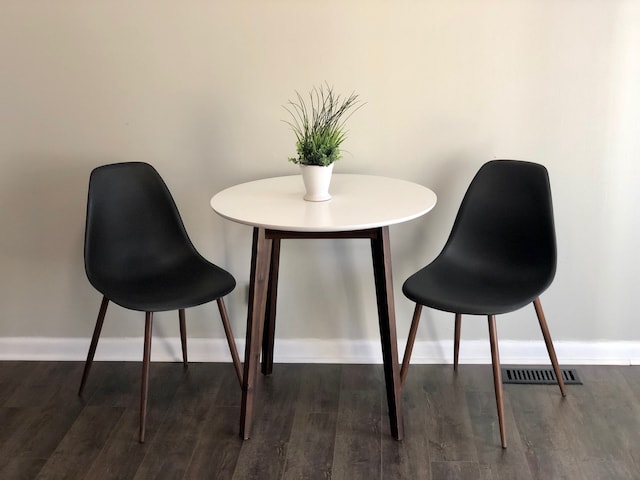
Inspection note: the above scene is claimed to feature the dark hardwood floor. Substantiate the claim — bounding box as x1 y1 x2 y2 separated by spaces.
0 361 638 479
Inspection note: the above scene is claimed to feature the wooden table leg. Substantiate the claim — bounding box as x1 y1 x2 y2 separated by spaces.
261 237 281 375
370 226 404 440
240 227 272 439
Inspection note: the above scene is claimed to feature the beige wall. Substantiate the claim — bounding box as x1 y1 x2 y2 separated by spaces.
1 1 639 353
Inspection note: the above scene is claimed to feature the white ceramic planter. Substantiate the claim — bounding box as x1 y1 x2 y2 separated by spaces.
299 163 334 201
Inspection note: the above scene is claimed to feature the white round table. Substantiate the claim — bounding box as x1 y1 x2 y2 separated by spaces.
211 174 437 441
211 174 437 232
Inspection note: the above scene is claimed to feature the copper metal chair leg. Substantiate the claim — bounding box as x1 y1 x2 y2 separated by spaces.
139 312 153 443
454 313 462 371
488 315 507 449
533 298 566 397
79 296 109 396
179 309 188 368
400 303 422 385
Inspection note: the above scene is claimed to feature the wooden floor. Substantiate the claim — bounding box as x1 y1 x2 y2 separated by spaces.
0 361 638 479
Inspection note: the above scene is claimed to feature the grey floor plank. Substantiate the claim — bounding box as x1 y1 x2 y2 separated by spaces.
0 407 38 455
0 404 84 461
0 456 47 480
509 386 583 480
0 363 87 474
81 362 186 479
0 405 82 480
0 362 41 407
422 367 479 463
331 365 383 480
381 369 432 479
5 362 82 408
132 363 227 480
85 361 141 408
565 366 640 479
282 412 337 480
35 405 125 480
0 362 639 480
83 409 153 480
281 364 341 480
185 367 245 480
618 364 640 400
0 361 25 406
231 364 303 480
430 460 482 480
185 405 243 480
467 390 533 480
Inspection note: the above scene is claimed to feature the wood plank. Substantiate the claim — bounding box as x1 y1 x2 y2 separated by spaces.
281 412 337 480
231 364 302 480
185 406 243 479
4 362 82 408
185 367 245 479
618 365 640 400
0 364 87 474
0 407 36 454
459 365 533 480
577 457 639 480
131 363 227 479
422 366 479 463
430 461 482 480
562 366 640 478
0 404 83 461
0 456 47 480
0 362 638 479
0 361 36 406
466 390 532 480
288 364 342 413
331 365 382 480
381 368 432 479
84 361 142 408
282 364 342 480
508 386 583 479
35 405 124 479
83 409 153 480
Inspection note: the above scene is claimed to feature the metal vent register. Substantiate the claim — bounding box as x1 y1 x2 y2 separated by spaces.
501 367 582 385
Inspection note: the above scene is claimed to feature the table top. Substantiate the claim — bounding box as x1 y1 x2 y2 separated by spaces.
211 174 437 232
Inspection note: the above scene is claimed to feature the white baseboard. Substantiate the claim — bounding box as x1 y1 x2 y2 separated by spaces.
0 337 637 365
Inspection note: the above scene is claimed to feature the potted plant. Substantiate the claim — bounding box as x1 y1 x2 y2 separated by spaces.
283 84 363 201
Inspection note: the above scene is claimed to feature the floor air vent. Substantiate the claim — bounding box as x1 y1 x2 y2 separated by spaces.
501 367 582 385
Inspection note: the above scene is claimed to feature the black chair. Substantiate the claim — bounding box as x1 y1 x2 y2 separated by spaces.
400 160 566 448
78 162 242 443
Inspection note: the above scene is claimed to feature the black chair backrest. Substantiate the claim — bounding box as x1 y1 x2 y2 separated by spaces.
442 160 556 282
84 162 196 288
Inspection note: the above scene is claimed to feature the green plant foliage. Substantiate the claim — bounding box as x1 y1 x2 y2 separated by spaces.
283 84 363 166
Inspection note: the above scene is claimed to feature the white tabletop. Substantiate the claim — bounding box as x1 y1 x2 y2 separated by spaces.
211 174 437 232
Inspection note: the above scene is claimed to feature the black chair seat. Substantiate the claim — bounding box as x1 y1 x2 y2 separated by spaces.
91 257 236 312
403 257 551 315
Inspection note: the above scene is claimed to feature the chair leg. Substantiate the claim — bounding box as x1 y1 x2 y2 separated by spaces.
488 315 507 449
139 312 153 444
78 296 109 396
218 298 243 387
454 313 462 371
400 303 422 385
533 298 567 397
178 309 188 368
